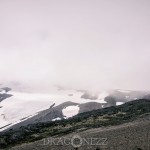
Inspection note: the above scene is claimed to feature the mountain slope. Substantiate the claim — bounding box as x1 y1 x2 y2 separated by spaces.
5 101 102 130
0 99 150 149
0 87 149 132
7 115 150 150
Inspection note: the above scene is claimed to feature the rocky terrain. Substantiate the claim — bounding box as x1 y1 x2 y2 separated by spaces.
0 99 150 150
6 115 150 150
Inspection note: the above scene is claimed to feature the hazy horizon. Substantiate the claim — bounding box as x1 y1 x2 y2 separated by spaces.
0 0 150 92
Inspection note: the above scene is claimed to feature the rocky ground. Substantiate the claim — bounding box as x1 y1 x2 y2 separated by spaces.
5 115 150 150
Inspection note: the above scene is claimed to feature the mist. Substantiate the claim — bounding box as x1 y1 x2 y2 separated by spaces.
0 0 150 92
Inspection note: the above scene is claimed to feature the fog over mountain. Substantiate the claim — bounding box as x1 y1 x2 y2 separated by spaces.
0 0 150 92
1 2 150 149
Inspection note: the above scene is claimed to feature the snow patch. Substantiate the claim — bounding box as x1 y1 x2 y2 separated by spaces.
0 112 38 132
0 91 54 130
118 90 131 93
116 102 124 106
52 117 61 121
62 105 79 118
0 90 6 94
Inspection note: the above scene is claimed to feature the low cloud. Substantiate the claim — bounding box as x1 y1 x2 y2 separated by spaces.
0 0 150 92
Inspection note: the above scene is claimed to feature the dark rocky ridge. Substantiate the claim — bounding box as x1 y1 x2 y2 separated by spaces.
4 101 104 130
0 99 150 149
79 102 102 113
0 87 12 102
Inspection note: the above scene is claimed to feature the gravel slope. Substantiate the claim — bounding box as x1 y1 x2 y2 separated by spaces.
6 115 150 150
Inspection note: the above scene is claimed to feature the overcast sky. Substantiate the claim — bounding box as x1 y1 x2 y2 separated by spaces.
0 0 150 92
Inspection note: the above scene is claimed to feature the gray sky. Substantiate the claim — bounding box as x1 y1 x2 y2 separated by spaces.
0 0 150 92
